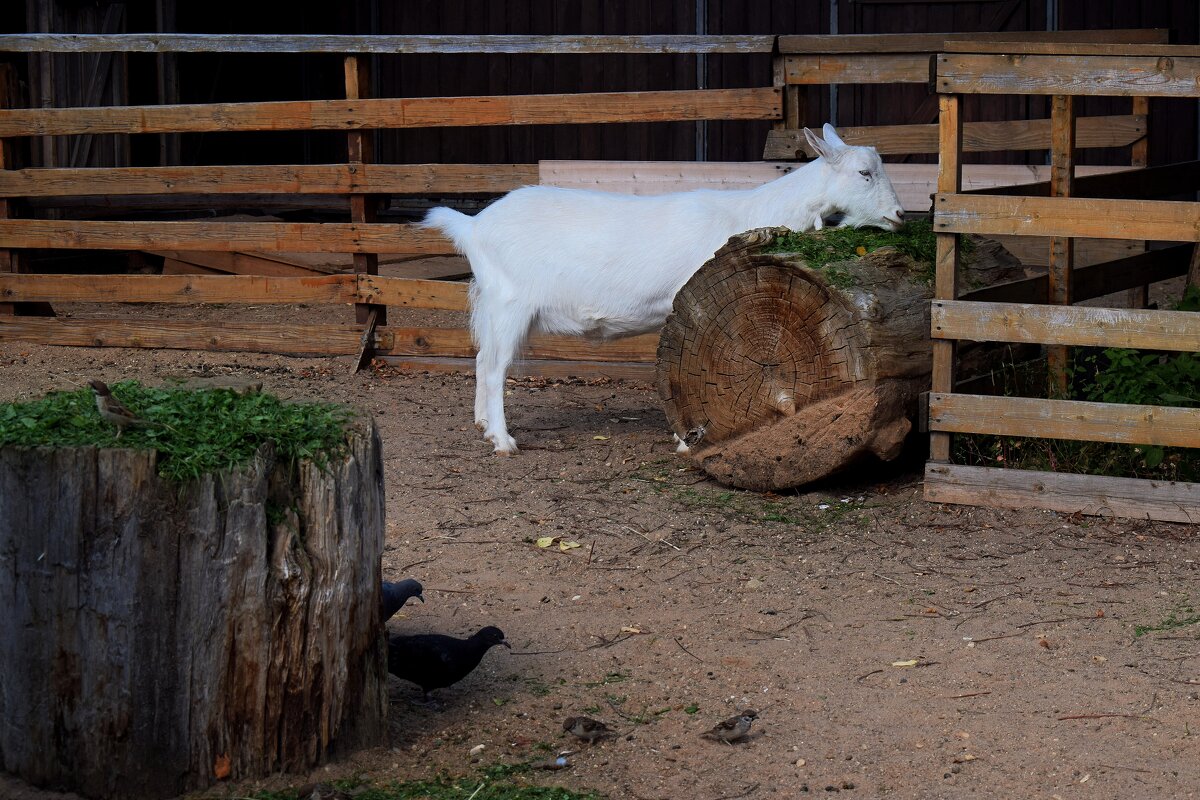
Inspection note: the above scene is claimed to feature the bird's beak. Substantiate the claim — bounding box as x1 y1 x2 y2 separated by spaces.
416 594 425 603
501 640 512 649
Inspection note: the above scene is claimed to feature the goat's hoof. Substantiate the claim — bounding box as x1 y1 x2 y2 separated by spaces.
474 419 487 432
485 432 518 455
673 433 690 454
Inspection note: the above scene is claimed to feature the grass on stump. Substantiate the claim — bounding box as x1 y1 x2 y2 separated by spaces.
0 381 354 482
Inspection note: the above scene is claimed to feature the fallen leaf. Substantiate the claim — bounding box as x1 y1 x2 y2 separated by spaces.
620 626 643 634
1095 609 1105 618
891 659 920 668
213 754 231 780
592 435 611 441
558 540 582 551
536 536 560 548
855 245 867 256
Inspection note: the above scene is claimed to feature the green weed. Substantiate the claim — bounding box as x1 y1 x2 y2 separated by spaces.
0 381 353 483
233 772 600 800
1135 598 1200 638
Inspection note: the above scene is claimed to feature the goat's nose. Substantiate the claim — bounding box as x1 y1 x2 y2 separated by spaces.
895 209 905 221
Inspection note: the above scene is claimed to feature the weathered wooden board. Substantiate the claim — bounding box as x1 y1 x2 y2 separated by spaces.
762 115 1144 159
936 54 1200 98
0 273 358 305
783 54 928 84
0 88 783 137
985 236 1141 269
930 93 962 463
779 29 1168 54
378 355 656 382
0 163 539 197
929 393 1200 449
0 220 456 254
0 425 387 799
358 275 468 311
150 250 345 277
935 195 1200 242
0 33 776 55
539 161 1125 214
0 316 658 362
942 40 1198 57
924 463 1200 524
931 300 1200 352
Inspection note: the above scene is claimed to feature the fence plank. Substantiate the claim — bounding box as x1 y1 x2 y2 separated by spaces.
783 54 929 84
387 328 657 362
778 29 1169 54
0 273 358 304
0 163 539 197
358 275 468 312
934 195 1200 242
931 300 1200 352
924 463 1200 524
0 88 783 137
762 115 1144 159
936 54 1200 98
0 219 456 254
0 34 776 55
928 393 1200 449
378 355 655 382
941 41 1200 57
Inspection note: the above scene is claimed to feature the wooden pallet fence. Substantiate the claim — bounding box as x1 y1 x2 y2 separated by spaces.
926 39 1200 524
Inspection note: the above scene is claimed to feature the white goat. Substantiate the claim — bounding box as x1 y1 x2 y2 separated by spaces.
424 124 905 455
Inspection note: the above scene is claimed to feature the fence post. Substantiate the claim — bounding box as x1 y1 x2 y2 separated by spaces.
1047 94 1075 397
0 64 17 316
344 55 385 326
929 92 962 463
1129 95 1150 309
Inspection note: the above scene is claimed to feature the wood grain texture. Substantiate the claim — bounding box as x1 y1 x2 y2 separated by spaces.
0 273 359 304
0 425 387 799
0 33 776 55
762 115 1144 159
0 163 539 197
783 54 929 84
0 88 783 137
779 29 1169 55
936 54 1200 98
0 219 457 254
931 300 1200 352
377 355 655 382
149 250 345 277
941 41 1198 57
929 393 1200 449
924 463 1200 524
934 195 1200 242
931 93 963 463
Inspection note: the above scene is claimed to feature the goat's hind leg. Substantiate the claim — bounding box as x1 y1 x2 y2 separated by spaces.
472 297 527 455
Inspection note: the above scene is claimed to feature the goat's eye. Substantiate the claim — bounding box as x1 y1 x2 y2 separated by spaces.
859 169 871 178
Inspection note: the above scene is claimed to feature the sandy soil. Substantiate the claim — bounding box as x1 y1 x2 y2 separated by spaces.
1 328 1198 800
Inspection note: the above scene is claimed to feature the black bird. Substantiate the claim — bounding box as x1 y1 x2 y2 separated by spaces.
381 578 424 622
387 626 510 701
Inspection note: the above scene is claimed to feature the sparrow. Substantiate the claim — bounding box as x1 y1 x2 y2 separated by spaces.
88 379 159 437
563 715 615 744
381 578 424 622
700 709 758 744
387 626 510 702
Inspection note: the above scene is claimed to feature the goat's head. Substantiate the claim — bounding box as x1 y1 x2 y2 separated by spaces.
805 123 905 232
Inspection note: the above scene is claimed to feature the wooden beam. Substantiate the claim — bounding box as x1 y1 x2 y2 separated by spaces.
147 250 342 277
762 115 1144 159
345 55 382 328
0 220 456 254
0 163 540 197
0 273 358 305
931 300 1200 352
941 41 1199 57
934 195 1200 242
358 275 467 311
0 88 784 137
783 54 929 84
930 93 962 463
386 329 658 362
0 34 776 55
377 355 656 382
929 393 1200 449
936 53 1200 98
924 463 1200 524
1047 94 1075 394
778 29 1169 54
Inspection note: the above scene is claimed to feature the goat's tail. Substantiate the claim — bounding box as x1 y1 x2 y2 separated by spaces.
422 206 475 254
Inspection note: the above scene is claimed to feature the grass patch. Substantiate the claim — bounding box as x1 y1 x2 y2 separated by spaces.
0 381 354 483
762 219 968 286
1135 598 1200 638
236 772 601 800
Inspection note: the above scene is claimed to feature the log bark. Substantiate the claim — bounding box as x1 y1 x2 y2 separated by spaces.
657 227 1021 491
0 421 387 800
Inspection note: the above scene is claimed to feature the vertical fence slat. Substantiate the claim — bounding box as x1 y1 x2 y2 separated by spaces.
1047 94 1075 396
344 55 386 331
930 92 962 463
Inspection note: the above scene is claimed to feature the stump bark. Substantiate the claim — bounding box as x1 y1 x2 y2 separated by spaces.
657 227 1021 491
0 421 388 800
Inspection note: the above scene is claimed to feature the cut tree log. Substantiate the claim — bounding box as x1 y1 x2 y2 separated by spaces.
657 227 1022 491
0 421 387 800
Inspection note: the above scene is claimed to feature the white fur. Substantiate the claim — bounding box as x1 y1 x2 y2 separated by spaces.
424 124 904 454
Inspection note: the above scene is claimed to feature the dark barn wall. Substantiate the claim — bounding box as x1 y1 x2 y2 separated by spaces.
8 0 1200 168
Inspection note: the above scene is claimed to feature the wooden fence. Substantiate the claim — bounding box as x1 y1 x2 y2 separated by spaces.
925 39 1200 524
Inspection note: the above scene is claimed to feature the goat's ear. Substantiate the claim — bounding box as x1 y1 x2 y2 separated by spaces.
821 123 848 149
803 127 835 161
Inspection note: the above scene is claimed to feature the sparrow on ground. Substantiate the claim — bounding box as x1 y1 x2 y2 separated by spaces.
700 709 759 744
88 379 160 437
387 626 510 703
563 715 615 744
381 578 424 622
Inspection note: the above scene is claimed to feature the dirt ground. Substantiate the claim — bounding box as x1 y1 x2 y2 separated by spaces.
2 325 1198 800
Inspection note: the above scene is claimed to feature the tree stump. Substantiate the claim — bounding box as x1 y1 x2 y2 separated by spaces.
657 227 1022 491
0 421 388 800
